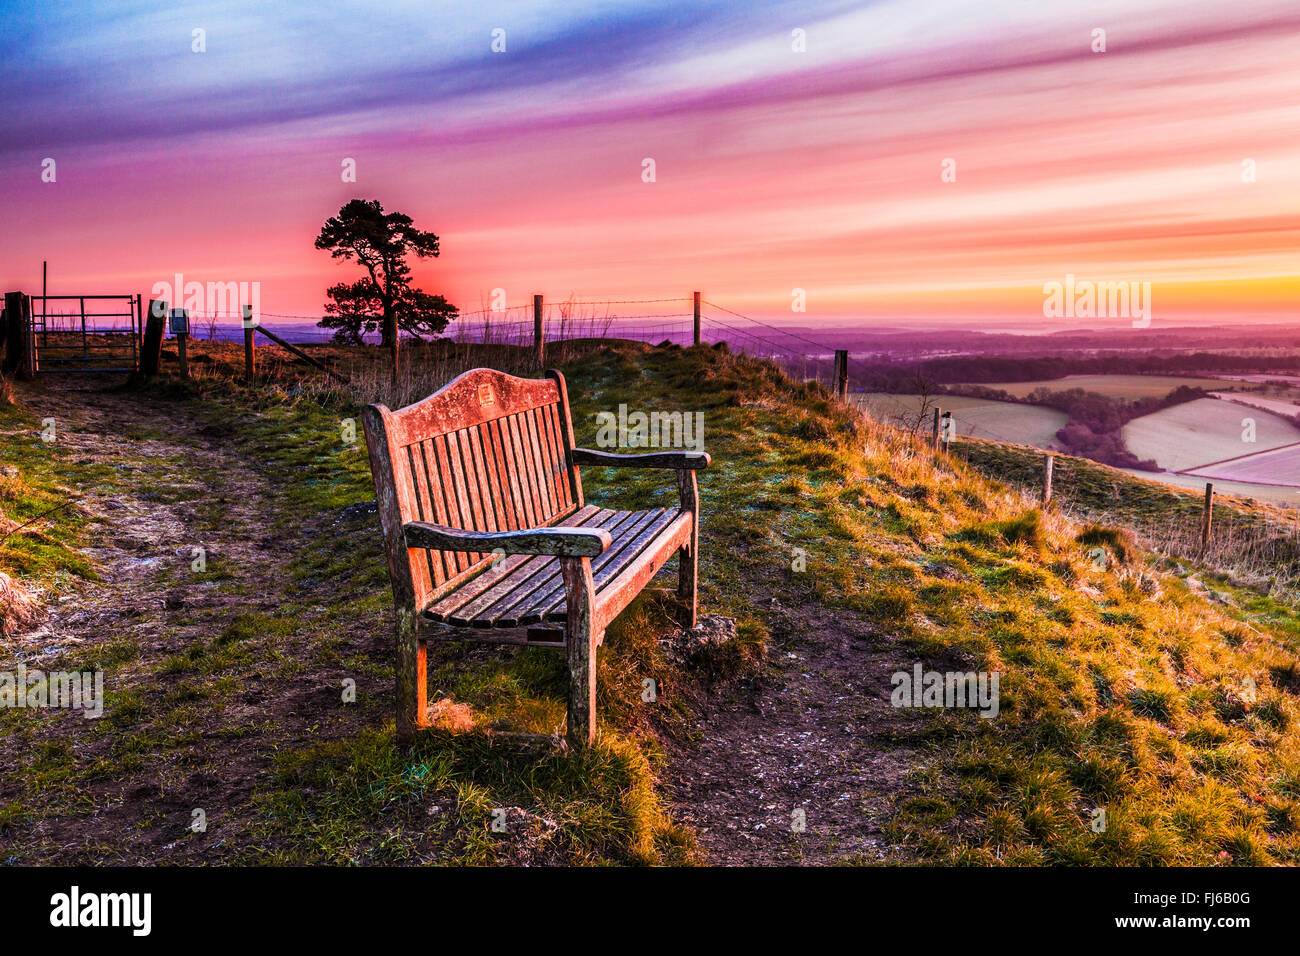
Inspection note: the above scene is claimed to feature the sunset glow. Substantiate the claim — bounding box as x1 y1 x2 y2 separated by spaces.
2 0 1298 326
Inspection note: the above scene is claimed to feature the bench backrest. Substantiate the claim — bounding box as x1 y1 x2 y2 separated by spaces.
363 368 584 612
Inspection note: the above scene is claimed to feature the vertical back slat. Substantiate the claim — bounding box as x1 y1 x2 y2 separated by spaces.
429 435 468 574
442 432 478 565
506 414 540 529
405 444 442 589
417 441 453 583
543 402 572 510
491 417 526 531
468 425 502 533
455 427 488 537
524 408 558 519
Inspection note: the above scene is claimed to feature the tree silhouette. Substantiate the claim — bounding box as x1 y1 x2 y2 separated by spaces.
314 199 457 361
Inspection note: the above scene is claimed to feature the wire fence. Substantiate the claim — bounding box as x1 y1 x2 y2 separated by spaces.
177 294 856 387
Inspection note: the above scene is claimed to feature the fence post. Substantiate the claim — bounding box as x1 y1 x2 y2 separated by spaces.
176 317 189 380
1201 482 1214 550
693 291 701 346
533 294 544 366
931 406 942 450
242 304 256 383
3 292 31 379
941 411 953 449
833 349 848 402
140 298 166 378
1042 453 1055 504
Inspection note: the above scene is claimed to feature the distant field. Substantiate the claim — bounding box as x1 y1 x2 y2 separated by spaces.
1189 444 1300 488
1210 391 1300 419
981 374 1231 400
1122 397 1300 471
855 393 1067 448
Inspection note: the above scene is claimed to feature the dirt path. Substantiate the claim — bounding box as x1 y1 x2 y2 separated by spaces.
2 376 363 863
661 607 928 864
16 380 285 654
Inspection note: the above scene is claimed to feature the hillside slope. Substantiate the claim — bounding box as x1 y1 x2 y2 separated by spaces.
2 343 1298 865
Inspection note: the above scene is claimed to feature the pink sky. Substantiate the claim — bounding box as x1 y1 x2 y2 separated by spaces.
2 0 1297 329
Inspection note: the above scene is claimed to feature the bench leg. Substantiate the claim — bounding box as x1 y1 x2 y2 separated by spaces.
395 609 428 749
562 557 598 749
676 469 699 629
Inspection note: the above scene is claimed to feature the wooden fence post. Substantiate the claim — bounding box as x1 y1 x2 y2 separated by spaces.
931 406 942 450
693 291 701 346
3 292 31 379
1201 482 1214 550
533 294 544 366
1042 453 1055 504
176 326 189 379
242 304 256 383
833 349 848 402
140 298 166 378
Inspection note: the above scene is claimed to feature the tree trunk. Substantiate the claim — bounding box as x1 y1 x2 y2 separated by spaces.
383 305 399 385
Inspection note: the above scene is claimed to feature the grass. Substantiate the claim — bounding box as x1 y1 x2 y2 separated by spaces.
5 339 1300 865
0 401 96 586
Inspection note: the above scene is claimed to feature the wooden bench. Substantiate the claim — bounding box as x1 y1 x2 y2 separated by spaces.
363 367 709 749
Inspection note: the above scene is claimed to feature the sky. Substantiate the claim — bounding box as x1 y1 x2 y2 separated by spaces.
1 0 1298 330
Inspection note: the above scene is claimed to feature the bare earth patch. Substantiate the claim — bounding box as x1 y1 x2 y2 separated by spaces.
661 606 928 865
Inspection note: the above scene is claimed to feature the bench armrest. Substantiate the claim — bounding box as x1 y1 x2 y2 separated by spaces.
571 448 711 470
403 521 611 557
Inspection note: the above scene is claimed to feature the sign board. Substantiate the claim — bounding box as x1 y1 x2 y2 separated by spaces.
168 308 190 336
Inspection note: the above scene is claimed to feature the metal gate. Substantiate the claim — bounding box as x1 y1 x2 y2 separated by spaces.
28 294 141 372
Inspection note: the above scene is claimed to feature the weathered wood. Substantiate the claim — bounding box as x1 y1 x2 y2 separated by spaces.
546 371 584 508
2 293 27 378
242 305 256 382
404 520 611 556
1042 453 1055 505
176 331 189 379
595 514 692 632
1202 482 1214 550
363 404 426 748
533 294 544 367
364 367 710 750
472 510 631 626
834 349 848 401
139 299 166 378
562 555 598 748
677 467 699 628
515 509 673 626
932 406 942 450
571 448 711 470
693 291 701 346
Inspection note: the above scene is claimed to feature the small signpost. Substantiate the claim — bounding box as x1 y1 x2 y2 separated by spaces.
169 308 190 379
243 304 256 382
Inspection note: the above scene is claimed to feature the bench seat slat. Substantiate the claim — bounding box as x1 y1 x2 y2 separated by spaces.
465 509 641 627
435 508 625 626
424 504 602 619
422 506 688 629
500 508 675 627
518 507 685 625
